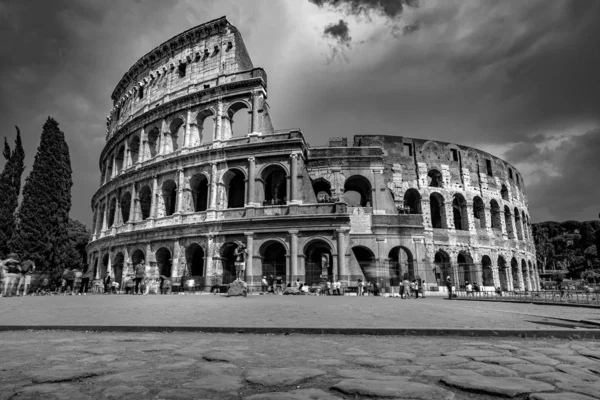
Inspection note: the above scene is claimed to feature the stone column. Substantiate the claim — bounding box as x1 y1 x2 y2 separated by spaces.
176 168 185 213
139 127 146 163
251 92 260 134
500 210 508 239
337 228 347 283
172 241 181 278
482 204 492 233
106 251 113 277
101 197 109 231
247 157 256 206
111 154 117 179
209 162 218 209
184 109 192 148
290 153 298 203
215 100 223 141
151 175 159 219
124 139 130 170
115 189 122 226
245 232 254 286
204 235 214 287
129 183 137 223
290 230 298 283
160 118 168 155
466 201 476 234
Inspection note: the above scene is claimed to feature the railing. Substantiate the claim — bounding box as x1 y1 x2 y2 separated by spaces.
455 289 600 306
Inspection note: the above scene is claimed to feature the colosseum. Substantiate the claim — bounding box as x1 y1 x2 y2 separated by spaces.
87 16 539 294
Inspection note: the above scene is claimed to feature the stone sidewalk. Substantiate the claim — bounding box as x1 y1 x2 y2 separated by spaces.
1 330 599 399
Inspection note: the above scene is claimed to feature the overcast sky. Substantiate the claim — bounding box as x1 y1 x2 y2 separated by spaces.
1 0 599 227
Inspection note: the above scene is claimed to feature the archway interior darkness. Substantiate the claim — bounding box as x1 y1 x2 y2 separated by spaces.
312 178 332 202
428 169 443 187
490 200 501 230
501 185 509 201
147 128 160 158
511 257 520 289
169 118 185 152
108 198 117 227
185 244 204 276
434 251 450 286
452 194 468 231
352 246 376 283
261 242 286 281
388 246 414 284
429 193 446 229
196 110 214 146
343 175 371 207
101 254 109 279
223 169 245 208
304 241 333 286
106 156 114 179
403 189 422 214
156 247 172 278
131 249 145 266
498 256 508 291
139 185 152 220
190 174 209 212
121 192 132 223
481 255 493 286
457 252 474 288
113 253 124 287
92 259 99 278
504 206 514 238
162 180 177 216
129 136 140 165
115 146 125 174
473 196 485 229
220 242 239 284
263 167 287 205
514 208 523 240
521 259 528 287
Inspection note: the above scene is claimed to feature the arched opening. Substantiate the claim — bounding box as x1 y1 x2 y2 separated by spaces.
501 185 509 201
343 175 372 207
433 251 451 286
115 146 125 174
528 260 535 289
101 254 109 280
121 192 132 223
514 208 523 240
189 174 209 212
156 247 172 278
129 136 140 165
106 155 114 179
490 200 501 230
473 196 486 229
139 185 152 220
304 240 333 286
185 243 204 276
481 255 493 287
147 128 160 158
131 249 145 266
457 252 474 288
260 241 287 282
113 252 124 289
428 169 443 188
429 193 446 229
504 206 514 238
92 258 99 279
388 246 414 285
452 193 468 231
262 165 287 205
312 178 332 202
352 246 377 283
97 204 105 233
220 242 240 284
195 110 214 146
403 189 422 214
227 102 250 139
108 198 117 227
521 259 529 290
169 118 185 152
162 180 177 217
511 257 520 289
498 256 508 291
522 211 528 240
223 169 245 209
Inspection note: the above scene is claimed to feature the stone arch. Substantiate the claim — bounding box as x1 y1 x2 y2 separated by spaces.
472 196 486 229
260 240 287 282
108 197 117 227
97 203 106 234
162 179 177 217
528 260 535 290
490 199 501 230
481 255 493 287
156 247 172 277
219 242 241 284
194 109 215 146
121 191 132 223
457 251 474 287
504 205 515 238
168 117 185 152
521 259 529 290
429 192 447 229
388 246 414 284
343 175 372 207
304 239 334 286
312 178 332 202
403 189 422 214
514 207 523 240
260 164 288 205
113 252 125 288
185 243 205 276
452 193 468 231
221 168 246 209
115 145 125 174
139 185 152 220
522 211 528 240
352 245 377 283
189 173 209 212
147 127 160 157
498 255 509 291
427 169 443 188
225 101 250 139
129 135 141 165
511 257 520 289
501 184 509 201
101 253 109 279
131 249 145 265
106 154 114 179
433 250 451 286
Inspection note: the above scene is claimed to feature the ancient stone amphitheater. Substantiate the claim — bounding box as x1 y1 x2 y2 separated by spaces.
87 17 539 293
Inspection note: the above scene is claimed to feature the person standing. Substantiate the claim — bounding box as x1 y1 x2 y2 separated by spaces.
1 254 21 297
78 267 94 295
402 278 411 299
261 276 268 293
134 260 146 295
63 267 76 295
103 272 112 295
17 261 36 296
446 276 453 299
275 275 284 295
412 279 419 299
466 281 473 297
357 278 364 296
420 280 427 299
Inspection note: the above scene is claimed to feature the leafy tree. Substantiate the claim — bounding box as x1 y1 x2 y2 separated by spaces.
10 118 72 272
533 226 555 273
0 127 25 257
64 218 91 271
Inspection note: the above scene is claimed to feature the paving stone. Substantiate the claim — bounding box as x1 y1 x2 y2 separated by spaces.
555 381 600 398
154 388 211 400
27 366 109 383
352 356 396 367
139 343 182 352
106 360 146 369
507 363 555 374
16 383 92 400
578 349 600 360
553 354 599 364
554 364 600 382
492 344 522 351
420 369 451 378
336 369 397 380
157 359 196 369
460 361 519 376
529 392 598 400
527 372 579 385
244 388 341 400
414 355 469 366
203 350 248 362
77 354 119 364
103 385 148 399
342 348 369 356
196 362 241 376
441 375 554 397
382 365 424 375
332 378 455 399
443 349 503 358
95 370 148 383
173 346 210 358
474 356 531 365
185 375 245 392
519 356 561 366
530 348 576 357
463 342 492 346
307 358 343 366
245 367 325 386
378 351 416 360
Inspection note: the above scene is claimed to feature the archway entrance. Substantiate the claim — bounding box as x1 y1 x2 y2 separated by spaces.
262 166 287 205
343 175 372 207
498 256 508 291
511 257 520 289
189 174 209 212
156 247 172 278
433 251 451 286
482 255 493 287
185 244 204 277
223 169 245 209
304 240 333 286
260 241 286 283
388 246 414 286
113 252 124 289
101 254 109 279
220 242 240 284
131 249 145 266
352 246 377 284
457 252 474 288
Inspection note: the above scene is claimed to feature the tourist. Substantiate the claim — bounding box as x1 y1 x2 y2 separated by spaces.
412 279 419 299
399 280 405 299
367 281 374 296
124 275 135 294
325 280 332 296
357 278 364 296
372 280 380 296
134 260 146 295
17 260 35 296
466 281 473 297
268 275 274 294
420 280 427 298
36 277 51 296
495 286 502 296
63 267 76 295
103 272 112 294
402 278 411 299
473 281 480 293
333 278 341 295
275 275 284 294
78 267 94 295
1 253 21 297
294 278 300 287
446 276 453 299
261 276 268 292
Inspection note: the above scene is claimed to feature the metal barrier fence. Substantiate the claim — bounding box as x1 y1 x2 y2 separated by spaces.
454 290 600 306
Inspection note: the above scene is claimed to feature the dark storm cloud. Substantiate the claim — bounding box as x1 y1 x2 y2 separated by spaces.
324 19 351 44
309 0 418 19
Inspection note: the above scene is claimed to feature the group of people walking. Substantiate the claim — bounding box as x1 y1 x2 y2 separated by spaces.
0 253 35 297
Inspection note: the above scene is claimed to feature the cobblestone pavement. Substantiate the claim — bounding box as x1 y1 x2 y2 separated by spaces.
0 295 599 329
1 331 599 399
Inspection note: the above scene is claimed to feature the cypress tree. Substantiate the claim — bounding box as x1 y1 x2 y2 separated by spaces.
0 127 25 257
11 118 72 272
